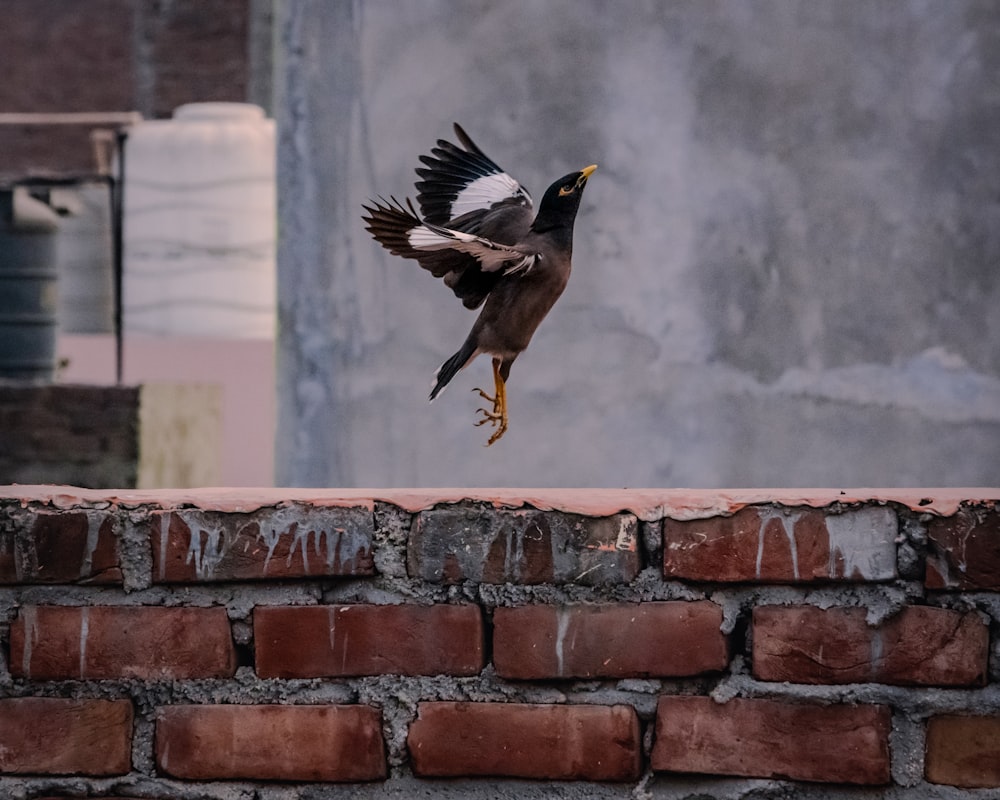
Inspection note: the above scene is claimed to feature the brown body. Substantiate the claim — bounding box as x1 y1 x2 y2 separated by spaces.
468 235 572 369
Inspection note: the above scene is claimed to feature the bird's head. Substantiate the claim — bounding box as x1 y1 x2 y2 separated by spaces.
531 164 597 234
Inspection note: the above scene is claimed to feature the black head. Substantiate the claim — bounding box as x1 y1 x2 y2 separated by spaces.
531 164 597 236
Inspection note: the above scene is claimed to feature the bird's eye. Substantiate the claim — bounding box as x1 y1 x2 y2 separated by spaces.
558 183 575 197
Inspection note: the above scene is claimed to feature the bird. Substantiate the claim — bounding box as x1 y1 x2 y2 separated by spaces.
362 123 596 446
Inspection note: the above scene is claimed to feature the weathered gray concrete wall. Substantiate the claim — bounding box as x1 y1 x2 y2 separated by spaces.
277 0 1000 488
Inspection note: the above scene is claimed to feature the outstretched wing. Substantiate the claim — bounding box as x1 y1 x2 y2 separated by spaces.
415 123 533 225
411 220 536 275
362 196 537 309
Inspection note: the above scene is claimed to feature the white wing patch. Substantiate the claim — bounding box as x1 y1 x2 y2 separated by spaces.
407 221 536 274
451 172 531 219
408 226 459 251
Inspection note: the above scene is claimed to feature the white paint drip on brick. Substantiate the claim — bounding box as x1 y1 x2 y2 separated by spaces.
325 528 360 569
292 525 312 572
755 509 802 580
21 606 38 678
186 524 228 580
826 508 897 580
949 516 976 575
554 608 571 677
615 517 636 551
339 607 350 673
927 516 976 585
325 606 352 673
79 607 90 678
502 528 526 583
261 524 285 572
259 508 369 575
159 514 170 581
80 512 102 578
870 627 884 679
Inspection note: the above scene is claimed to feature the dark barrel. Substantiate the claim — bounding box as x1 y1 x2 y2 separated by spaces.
0 187 60 381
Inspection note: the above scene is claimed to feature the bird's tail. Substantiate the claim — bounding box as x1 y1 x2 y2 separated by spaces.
429 340 477 402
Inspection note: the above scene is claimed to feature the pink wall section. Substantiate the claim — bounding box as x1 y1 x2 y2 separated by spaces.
55 334 274 486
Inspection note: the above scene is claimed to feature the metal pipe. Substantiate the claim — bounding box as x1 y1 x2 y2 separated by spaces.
112 130 128 385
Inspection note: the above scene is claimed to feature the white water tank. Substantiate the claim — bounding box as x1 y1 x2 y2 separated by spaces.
123 103 276 338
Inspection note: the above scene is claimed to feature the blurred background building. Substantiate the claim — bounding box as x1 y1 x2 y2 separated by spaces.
0 0 274 487
1 0 998 489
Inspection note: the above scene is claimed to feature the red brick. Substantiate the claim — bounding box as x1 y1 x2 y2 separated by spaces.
926 508 1000 590
408 702 641 781
0 698 132 775
753 605 987 686
926 715 1000 788
0 510 121 584
10 605 236 680
254 604 483 678
156 704 385 782
151 506 374 582
652 696 891 784
663 506 897 583
494 601 728 679
409 507 640 585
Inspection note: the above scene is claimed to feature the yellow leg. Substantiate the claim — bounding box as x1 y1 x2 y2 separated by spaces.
472 359 509 446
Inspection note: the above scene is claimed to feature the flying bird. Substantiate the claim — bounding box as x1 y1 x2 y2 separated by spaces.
362 123 596 446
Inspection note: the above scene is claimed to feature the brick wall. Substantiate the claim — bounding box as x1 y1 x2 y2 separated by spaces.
1 486 998 799
0 384 223 489
0 0 259 178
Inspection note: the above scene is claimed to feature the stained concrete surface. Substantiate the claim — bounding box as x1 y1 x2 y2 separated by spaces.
276 1 1000 488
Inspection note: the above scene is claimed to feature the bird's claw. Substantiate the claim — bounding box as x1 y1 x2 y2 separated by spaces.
472 388 507 446
472 386 502 415
474 407 501 425
475 412 508 446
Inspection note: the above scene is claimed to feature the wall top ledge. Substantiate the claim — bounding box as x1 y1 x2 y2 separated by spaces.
0 485 996 521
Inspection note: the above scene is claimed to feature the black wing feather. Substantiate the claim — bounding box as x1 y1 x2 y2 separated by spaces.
362 125 536 309
415 123 531 225
361 196 503 308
